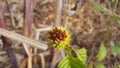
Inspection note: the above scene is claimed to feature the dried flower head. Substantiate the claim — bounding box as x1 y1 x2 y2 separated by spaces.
48 26 71 49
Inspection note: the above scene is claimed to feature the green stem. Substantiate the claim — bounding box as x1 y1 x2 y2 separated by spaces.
104 0 118 41
113 0 119 12
64 46 72 55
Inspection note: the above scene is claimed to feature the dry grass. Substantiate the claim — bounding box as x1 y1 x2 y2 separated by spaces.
0 0 120 68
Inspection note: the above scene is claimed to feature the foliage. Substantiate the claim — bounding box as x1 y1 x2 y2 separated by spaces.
92 3 120 25
48 26 87 68
111 42 120 54
87 42 107 68
58 48 87 68
96 42 107 61
87 62 93 68
74 48 87 64
58 53 86 68
95 63 105 68
92 3 108 12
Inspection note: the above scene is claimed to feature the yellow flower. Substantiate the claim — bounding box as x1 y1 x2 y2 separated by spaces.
48 26 71 49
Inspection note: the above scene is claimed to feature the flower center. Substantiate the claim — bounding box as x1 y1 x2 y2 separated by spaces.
49 27 67 43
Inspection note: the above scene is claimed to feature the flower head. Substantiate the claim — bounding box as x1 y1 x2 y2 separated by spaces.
48 26 71 49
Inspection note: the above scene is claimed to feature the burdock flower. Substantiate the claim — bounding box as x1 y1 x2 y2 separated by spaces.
48 26 71 49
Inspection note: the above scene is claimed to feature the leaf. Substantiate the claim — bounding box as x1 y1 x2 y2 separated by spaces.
96 42 107 61
92 3 108 12
96 63 105 68
87 62 93 68
58 54 86 68
111 42 120 54
75 48 87 64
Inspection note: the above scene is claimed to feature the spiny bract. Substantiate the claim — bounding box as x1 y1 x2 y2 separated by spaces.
48 26 71 49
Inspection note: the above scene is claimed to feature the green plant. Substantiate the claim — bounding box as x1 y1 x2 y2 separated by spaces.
48 26 87 68
111 42 120 54
96 43 107 62
87 42 107 68
48 27 109 68
92 2 120 25
110 42 120 68
58 48 86 68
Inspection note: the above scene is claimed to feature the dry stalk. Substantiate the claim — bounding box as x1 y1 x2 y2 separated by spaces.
24 0 34 67
0 28 48 50
55 0 63 26
34 27 52 54
63 0 71 28
39 54 45 68
34 27 52 68
22 43 31 56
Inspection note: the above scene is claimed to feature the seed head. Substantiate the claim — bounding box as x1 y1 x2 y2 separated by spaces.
48 26 71 49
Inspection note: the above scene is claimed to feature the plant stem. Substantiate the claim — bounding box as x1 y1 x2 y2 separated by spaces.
104 0 119 42
24 0 33 68
24 0 33 37
55 0 63 26
49 48 54 63
113 0 119 12
1 36 19 68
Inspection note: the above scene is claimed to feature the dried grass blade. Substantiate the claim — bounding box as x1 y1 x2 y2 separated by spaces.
0 28 48 50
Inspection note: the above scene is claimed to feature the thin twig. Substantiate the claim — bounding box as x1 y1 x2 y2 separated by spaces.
34 27 52 54
28 55 32 68
34 27 52 68
39 54 45 68
22 43 31 56
0 28 48 50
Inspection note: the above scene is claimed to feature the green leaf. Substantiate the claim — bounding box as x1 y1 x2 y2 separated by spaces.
87 62 93 68
111 42 120 54
92 3 108 12
58 54 86 68
96 63 105 68
96 42 107 61
75 48 87 64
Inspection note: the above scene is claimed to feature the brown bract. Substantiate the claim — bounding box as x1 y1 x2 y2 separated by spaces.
48 27 67 43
